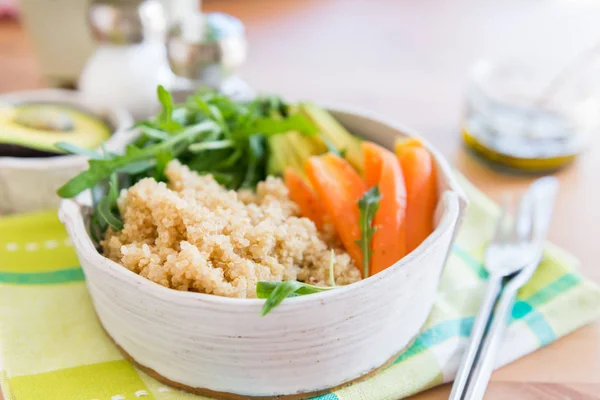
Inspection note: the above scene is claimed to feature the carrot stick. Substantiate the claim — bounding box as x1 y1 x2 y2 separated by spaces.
362 142 407 275
396 142 437 253
305 154 366 272
368 136 420 189
394 137 423 154
284 168 324 229
363 143 382 188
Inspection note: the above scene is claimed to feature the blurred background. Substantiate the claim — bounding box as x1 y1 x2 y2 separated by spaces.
2 1 600 150
2 1 600 397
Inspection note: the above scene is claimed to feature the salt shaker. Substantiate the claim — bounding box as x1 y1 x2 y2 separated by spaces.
165 9 254 101
79 0 172 119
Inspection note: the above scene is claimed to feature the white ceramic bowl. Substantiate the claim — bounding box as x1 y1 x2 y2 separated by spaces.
59 107 468 399
0 89 134 214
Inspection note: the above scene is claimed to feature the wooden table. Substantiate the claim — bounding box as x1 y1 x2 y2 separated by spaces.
2 0 600 398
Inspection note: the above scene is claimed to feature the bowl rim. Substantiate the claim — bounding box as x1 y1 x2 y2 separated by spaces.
59 104 468 308
0 88 134 167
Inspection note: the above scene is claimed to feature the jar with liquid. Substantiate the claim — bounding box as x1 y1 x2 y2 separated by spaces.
462 59 600 172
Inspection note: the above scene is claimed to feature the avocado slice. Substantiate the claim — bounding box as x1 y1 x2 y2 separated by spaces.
0 103 111 157
299 103 363 172
267 130 328 178
267 105 364 178
267 133 306 177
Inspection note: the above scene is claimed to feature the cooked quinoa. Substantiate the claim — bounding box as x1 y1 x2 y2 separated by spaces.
102 160 361 298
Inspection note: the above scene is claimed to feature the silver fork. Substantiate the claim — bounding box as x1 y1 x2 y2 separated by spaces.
449 177 559 400
462 177 559 400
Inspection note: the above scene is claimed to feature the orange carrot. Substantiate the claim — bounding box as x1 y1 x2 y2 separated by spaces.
364 144 382 188
396 143 438 253
362 142 407 275
305 154 366 273
394 137 423 154
284 168 324 229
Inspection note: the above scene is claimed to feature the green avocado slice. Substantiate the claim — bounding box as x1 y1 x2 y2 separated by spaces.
299 103 363 173
0 103 111 157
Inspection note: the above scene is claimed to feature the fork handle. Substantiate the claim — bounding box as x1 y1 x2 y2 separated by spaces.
448 277 503 400
462 276 521 400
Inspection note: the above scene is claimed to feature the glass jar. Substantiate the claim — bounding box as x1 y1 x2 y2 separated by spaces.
462 59 600 172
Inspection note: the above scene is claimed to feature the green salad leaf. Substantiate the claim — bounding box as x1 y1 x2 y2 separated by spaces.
97 174 123 231
57 87 317 199
117 159 155 175
257 281 336 316
157 85 173 123
156 85 182 133
54 142 103 159
57 121 219 198
188 139 235 152
153 149 174 182
355 186 382 278
256 248 338 316
56 86 319 248
241 134 265 189
138 125 170 141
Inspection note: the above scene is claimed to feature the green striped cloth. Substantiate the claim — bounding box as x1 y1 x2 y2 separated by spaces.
1 175 599 400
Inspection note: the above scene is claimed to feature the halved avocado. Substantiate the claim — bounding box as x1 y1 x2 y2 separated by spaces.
0 103 111 157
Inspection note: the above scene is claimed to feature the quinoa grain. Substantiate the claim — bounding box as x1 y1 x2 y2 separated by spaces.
102 161 361 298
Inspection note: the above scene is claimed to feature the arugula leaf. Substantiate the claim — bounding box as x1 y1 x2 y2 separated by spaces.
257 250 338 316
109 173 120 206
138 125 170 141
240 114 317 137
209 105 227 133
190 96 219 125
89 211 104 244
153 150 173 182
57 120 219 198
54 142 103 159
186 149 234 172
156 85 183 133
188 139 235 153
57 86 321 243
355 186 382 278
211 172 236 187
241 134 265 189
257 280 336 316
98 196 123 231
116 159 155 174
256 95 289 117
157 85 172 121
214 148 243 168
172 107 189 126
157 86 173 125
96 174 123 231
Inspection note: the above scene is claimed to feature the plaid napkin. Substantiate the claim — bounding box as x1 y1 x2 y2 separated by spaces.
1 176 599 400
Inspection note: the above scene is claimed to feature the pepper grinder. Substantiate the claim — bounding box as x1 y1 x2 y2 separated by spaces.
79 0 173 119
165 5 254 101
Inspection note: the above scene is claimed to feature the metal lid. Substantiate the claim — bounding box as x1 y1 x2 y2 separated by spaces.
166 12 247 83
87 0 166 45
